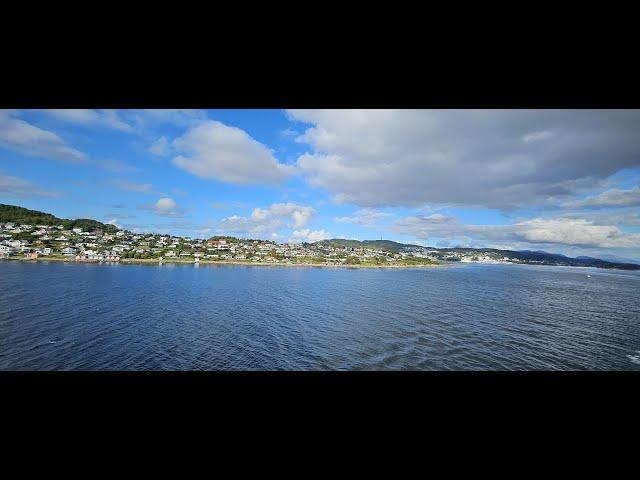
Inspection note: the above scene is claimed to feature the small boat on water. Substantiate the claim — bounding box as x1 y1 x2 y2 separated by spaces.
587 274 592 278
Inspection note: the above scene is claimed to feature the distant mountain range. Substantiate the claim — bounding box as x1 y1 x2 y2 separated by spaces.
316 239 640 270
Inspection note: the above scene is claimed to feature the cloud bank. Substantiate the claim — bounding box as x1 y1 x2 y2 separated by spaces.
288 109 640 210
172 120 296 185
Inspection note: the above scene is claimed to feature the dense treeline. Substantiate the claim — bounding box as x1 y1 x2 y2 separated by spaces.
0 204 117 233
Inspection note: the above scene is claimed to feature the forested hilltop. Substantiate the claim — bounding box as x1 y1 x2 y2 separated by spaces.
0 204 118 233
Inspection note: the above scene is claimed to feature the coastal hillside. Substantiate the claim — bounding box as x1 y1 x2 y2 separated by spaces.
317 238 640 270
0 204 118 233
2 203 638 270
315 238 421 253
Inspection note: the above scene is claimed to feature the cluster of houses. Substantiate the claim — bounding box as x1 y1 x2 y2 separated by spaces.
0 223 122 261
0 221 418 265
0 220 523 266
402 245 516 264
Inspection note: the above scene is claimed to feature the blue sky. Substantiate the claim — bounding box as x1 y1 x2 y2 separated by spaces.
1 109 639 261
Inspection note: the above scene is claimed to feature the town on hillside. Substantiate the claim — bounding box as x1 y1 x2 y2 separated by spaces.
1 205 638 269
0 220 442 266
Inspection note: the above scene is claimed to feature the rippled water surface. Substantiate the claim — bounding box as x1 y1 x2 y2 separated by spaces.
1 261 639 370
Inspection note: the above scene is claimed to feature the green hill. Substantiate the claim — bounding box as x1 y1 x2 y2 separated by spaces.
0 204 118 233
315 238 421 253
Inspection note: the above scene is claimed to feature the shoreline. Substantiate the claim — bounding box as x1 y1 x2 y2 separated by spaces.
0 256 444 269
4 256 637 271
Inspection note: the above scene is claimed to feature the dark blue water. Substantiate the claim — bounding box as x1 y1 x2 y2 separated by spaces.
1 261 639 370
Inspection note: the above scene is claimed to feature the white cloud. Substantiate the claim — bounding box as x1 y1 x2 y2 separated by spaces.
43 109 134 132
141 197 185 217
0 173 58 199
218 203 317 236
566 186 640 208
149 136 170 156
0 110 86 162
112 179 153 193
155 197 176 211
288 109 640 209
334 208 391 226
289 229 331 243
392 214 640 250
172 120 296 185
513 218 640 248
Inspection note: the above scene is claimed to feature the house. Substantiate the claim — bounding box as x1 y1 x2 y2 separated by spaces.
24 252 39 260
62 247 76 255
72 228 83 234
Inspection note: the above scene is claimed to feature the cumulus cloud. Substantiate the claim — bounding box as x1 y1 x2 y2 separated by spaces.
0 173 58 199
141 197 186 217
112 179 153 193
288 109 640 210
289 229 331 243
43 109 134 132
392 214 640 250
513 218 640 248
155 197 176 211
566 186 640 208
218 203 317 236
0 110 86 162
172 120 296 185
334 208 392 226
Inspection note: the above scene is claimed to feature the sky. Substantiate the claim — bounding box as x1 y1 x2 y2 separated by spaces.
1 109 640 261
